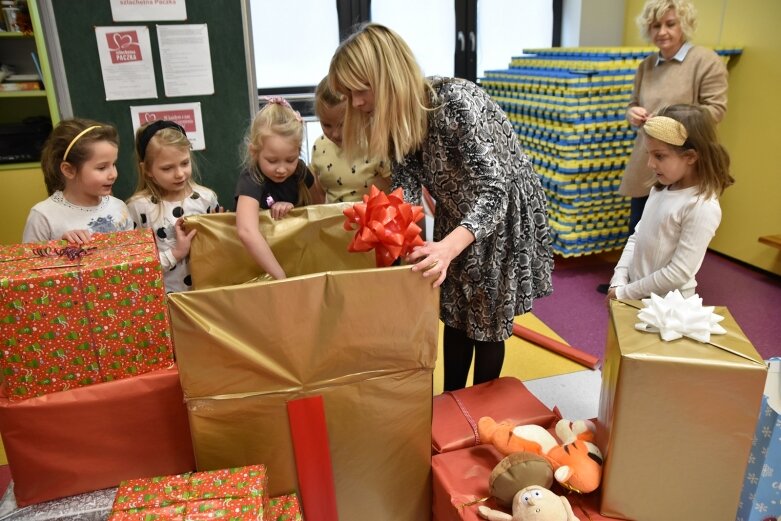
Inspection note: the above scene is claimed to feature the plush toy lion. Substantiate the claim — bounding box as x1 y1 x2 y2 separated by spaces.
477 485 580 521
478 417 603 494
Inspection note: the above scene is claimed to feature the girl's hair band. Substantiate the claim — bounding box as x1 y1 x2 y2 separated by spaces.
137 120 187 161
63 125 102 161
643 116 688 146
262 96 303 123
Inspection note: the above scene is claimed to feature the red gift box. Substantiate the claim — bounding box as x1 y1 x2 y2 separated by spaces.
109 465 268 521
266 494 303 520
0 229 173 400
0 367 195 506
432 444 615 521
432 377 558 454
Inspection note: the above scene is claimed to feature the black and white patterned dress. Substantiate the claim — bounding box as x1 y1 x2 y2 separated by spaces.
393 77 553 342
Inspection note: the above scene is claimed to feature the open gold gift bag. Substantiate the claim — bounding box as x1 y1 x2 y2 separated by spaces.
597 299 767 521
168 206 438 520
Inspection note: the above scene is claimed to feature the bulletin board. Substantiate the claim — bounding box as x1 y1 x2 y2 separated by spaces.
48 0 256 208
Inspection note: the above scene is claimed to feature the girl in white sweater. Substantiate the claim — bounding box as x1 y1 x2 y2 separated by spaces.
608 104 733 300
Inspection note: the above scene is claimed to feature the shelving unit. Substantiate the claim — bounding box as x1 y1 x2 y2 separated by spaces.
0 0 58 244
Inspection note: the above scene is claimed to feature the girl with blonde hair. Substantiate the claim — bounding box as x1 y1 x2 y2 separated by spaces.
329 24 553 391
234 98 318 279
127 120 221 292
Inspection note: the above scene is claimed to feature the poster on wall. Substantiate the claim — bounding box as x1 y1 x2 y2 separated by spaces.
157 24 215 97
95 26 157 101
110 0 187 22
129 102 206 151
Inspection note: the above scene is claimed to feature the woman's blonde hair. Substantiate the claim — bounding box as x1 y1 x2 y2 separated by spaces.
636 0 697 42
328 23 433 163
242 100 310 206
40 118 118 196
128 122 201 214
314 75 344 118
649 104 733 198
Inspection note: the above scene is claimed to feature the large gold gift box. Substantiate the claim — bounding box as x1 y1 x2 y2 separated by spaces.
597 299 767 521
168 206 438 521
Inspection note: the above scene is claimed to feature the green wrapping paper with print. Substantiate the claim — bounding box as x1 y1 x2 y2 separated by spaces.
170 205 439 521
0 230 174 400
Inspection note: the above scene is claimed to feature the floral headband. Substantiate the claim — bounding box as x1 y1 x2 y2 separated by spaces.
643 116 688 147
263 96 303 123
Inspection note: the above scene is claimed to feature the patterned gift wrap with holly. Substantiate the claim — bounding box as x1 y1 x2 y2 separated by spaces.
266 494 303 521
0 229 174 400
108 464 268 520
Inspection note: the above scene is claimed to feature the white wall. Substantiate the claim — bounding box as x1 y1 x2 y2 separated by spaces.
562 0 625 46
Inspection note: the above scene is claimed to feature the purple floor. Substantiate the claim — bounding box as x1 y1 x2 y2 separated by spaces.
532 250 781 361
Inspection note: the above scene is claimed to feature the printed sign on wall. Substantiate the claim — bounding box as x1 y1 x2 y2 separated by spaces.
110 0 187 22
130 102 206 150
95 26 157 101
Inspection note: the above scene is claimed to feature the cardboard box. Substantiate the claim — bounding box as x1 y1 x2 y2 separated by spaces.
109 465 267 520
0 230 173 400
169 208 438 521
0 367 195 506
597 299 767 521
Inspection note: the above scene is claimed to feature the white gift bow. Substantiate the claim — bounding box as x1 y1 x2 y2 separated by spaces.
634 290 727 343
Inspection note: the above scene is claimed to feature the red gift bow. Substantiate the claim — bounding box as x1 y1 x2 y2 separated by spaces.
343 186 425 267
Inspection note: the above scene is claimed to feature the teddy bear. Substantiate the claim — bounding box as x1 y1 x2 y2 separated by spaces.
478 417 603 494
477 485 580 521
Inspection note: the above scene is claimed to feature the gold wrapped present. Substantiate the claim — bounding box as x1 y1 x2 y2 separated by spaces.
168 206 438 521
597 299 767 521
186 205 375 289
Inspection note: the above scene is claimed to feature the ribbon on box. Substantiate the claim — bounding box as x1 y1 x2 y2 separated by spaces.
634 290 727 343
343 186 424 267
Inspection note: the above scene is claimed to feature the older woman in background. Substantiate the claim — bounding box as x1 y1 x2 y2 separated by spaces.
600 0 728 294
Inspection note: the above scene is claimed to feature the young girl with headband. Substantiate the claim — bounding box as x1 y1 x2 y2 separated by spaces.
23 118 134 244
607 104 734 300
127 120 221 293
234 97 319 279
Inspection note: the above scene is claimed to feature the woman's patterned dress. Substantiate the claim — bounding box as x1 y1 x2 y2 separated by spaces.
393 77 553 342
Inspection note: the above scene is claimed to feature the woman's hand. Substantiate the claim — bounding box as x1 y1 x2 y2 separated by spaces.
62 229 92 245
627 106 650 127
270 201 294 220
406 226 475 288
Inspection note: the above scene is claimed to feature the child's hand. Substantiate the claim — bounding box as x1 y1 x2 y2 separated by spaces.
171 218 197 262
207 205 226 214
270 202 294 220
62 229 92 245
606 287 618 305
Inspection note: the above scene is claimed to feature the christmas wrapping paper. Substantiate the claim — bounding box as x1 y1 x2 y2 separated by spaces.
432 376 558 454
109 465 267 521
597 299 767 521
0 367 194 506
169 206 438 520
737 358 781 521
0 229 173 400
266 494 303 521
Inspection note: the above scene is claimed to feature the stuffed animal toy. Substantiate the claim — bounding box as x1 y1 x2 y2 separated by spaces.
478 417 603 494
477 485 580 521
489 452 554 507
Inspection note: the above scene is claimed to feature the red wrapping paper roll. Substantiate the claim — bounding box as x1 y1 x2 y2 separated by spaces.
512 323 599 370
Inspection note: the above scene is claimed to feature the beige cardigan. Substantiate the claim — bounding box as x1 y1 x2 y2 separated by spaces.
619 45 728 197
